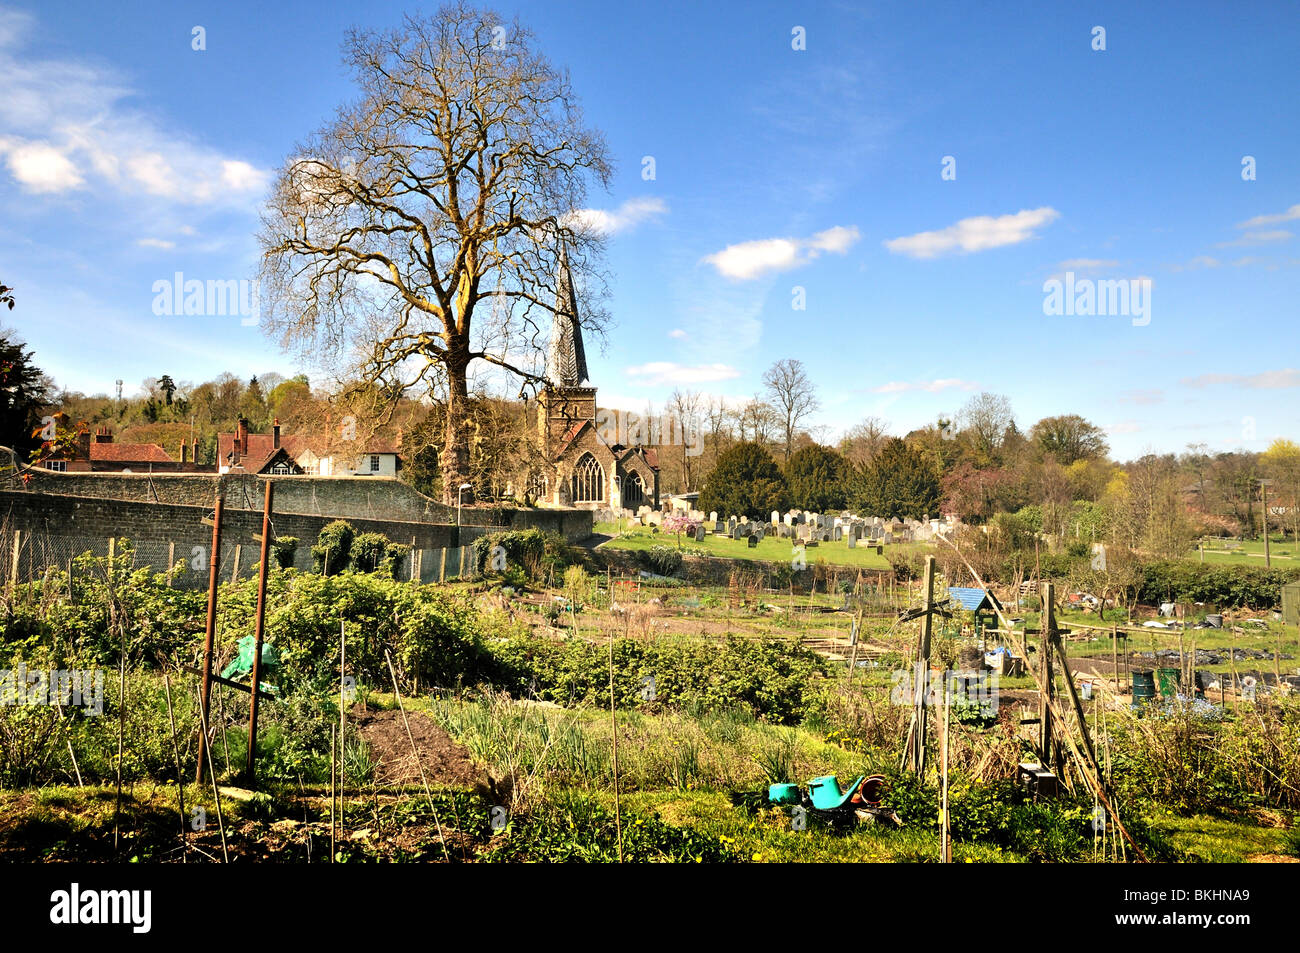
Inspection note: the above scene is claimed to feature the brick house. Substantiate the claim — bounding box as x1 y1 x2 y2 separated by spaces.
44 426 205 472
216 418 401 476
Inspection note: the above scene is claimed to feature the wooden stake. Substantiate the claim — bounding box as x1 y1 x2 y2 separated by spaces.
244 481 274 782
196 493 224 784
609 626 624 863
162 673 188 862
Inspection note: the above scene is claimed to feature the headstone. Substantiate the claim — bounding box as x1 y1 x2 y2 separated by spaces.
771 510 780 526
747 534 758 549
754 526 765 542
709 511 718 523
693 525 707 542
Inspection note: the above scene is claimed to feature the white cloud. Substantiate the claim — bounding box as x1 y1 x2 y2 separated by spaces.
1107 420 1141 435
668 328 687 340
565 197 666 236
884 207 1060 259
1181 369 1300 389
702 225 860 280
1236 204 1300 229
625 362 741 385
0 139 82 192
0 13 268 205
871 378 979 394
1215 230 1293 248
136 237 175 250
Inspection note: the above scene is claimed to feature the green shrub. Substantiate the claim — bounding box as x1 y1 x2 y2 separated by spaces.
350 532 388 573
311 521 355 575
641 545 683 577
271 536 298 569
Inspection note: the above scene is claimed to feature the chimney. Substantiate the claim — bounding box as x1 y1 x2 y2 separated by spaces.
192 437 199 468
273 418 281 450
94 426 113 444
237 417 249 453
180 442 188 465
76 429 91 464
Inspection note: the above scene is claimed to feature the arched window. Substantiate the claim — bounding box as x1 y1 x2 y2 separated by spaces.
571 453 604 502
527 471 550 501
622 470 645 508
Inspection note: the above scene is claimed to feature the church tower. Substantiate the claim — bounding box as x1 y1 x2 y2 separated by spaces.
537 240 597 453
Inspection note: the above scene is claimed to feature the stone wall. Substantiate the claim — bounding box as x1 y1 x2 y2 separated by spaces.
0 475 593 588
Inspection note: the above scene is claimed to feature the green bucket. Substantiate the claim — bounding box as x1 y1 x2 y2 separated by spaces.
767 783 800 806
1132 670 1157 708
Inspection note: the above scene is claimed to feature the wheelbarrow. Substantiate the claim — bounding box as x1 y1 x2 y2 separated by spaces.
767 774 901 827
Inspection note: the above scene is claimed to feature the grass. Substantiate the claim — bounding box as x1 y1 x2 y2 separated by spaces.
594 519 923 571
1189 535 1300 564
1150 812 1297 862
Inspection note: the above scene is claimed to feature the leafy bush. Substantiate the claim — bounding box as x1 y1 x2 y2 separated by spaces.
1137 560 1300 609
271 536 298 569
350 532 388 573
311 521 355 575
471 529 571 581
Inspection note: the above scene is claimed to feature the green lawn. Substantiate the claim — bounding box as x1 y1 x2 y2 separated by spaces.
593 520 917 571
1189 536 1300 565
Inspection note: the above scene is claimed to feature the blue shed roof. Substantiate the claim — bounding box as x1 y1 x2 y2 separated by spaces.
947 587 1001 612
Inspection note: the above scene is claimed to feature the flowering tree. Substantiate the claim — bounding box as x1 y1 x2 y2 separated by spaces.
662 513 701 549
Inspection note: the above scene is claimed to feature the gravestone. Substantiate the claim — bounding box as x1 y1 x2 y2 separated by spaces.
693 525 707 542
771 510 780 526
747 534 758 549
709 511 718 524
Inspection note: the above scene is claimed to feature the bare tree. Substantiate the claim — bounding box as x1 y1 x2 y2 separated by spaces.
762 358 819 461
956 392 1014 463
839 415 890 468
258 4 612 501
668 388 703 492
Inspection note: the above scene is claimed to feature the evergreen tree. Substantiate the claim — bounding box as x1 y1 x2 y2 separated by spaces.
698 442 790 518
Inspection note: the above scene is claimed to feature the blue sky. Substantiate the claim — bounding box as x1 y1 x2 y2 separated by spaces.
0 0 1296 459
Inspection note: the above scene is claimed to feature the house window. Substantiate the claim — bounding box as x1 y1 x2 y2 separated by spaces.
45 460 66 472
571 453 604 502
370 454 381 473
270 463 293 475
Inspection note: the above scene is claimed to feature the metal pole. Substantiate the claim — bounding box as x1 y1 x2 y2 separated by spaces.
244 481 274 781
196 494 224 784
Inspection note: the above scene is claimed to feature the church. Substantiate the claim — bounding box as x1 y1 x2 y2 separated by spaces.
528 243 659 511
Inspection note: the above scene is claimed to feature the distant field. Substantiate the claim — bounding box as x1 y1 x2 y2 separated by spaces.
593 520 917 571
1189 536 1300 565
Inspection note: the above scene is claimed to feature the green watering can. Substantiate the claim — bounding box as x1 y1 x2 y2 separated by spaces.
808 775 867 811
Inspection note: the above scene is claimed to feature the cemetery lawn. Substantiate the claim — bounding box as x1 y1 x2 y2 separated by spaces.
1189 536 1300 565
593 521 912 571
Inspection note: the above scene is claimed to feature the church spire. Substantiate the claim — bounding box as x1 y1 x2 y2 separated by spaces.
545 238 589 387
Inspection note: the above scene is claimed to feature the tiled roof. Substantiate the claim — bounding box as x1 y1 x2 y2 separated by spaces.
217 431 397 472
89 442 173 464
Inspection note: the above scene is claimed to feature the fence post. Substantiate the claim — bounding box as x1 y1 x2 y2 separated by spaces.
439 547 447 583
230 544 242 585
8 529 20 593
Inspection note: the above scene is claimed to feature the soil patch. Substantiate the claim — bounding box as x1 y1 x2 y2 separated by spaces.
353 706 484 789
